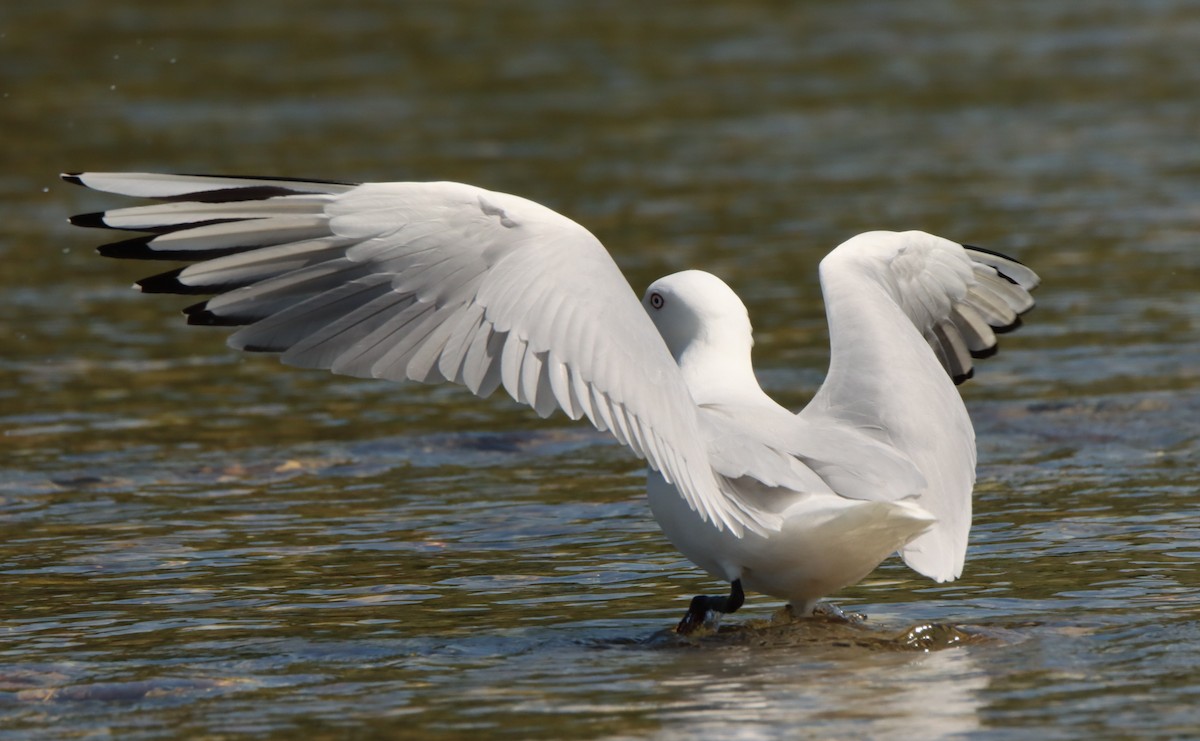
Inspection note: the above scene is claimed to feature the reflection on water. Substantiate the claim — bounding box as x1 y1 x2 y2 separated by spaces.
3 0 1200 737
640 646 990 740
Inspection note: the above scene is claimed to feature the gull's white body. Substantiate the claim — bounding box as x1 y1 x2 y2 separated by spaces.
64 172 1039 615
649 471 936 612
638 261 984 610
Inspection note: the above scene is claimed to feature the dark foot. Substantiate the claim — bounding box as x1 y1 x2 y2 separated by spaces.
812 601 867 624
676 579 745 635
770 604 799 624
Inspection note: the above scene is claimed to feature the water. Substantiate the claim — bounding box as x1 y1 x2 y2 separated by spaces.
3 0 1199 737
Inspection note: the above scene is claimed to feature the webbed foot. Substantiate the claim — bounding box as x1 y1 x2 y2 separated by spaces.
812 601 867 624
676 579 745 635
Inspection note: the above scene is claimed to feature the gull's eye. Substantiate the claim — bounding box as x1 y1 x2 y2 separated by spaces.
649 291 664 309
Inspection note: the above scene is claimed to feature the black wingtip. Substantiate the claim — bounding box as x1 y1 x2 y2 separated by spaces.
185 309 222 326
69 211 110 229
184 301 216 325
178 172 357 187
97 235 157 259
963 244 1028 266
993 316 1024 335
97 234 245 261
952 367 976 386
137 267 185 293
164 185 321 204
61 173 84 186
969 344 999 360
137 267 217 295
964 244 1026 285
184 301 246 327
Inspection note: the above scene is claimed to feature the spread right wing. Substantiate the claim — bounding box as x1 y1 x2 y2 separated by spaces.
63 172 781 537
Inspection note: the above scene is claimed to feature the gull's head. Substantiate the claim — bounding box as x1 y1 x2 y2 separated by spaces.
642 270 754 364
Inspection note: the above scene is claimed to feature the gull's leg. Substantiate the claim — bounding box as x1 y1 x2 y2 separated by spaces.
676 579 745 635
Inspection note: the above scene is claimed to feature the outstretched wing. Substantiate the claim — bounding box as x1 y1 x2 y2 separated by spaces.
64 172 779 537
802 230 1039 581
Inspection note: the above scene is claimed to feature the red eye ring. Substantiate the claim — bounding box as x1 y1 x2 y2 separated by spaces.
649 292 664 309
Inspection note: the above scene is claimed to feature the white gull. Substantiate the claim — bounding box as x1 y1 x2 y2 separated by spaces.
63 172 1040 632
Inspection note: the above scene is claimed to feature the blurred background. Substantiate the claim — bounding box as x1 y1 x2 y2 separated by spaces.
2 1 1198 738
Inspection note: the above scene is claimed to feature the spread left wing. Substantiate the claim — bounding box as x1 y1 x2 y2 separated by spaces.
803 230 1039 581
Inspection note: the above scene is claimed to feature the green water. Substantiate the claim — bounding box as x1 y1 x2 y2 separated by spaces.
3 1 1199 737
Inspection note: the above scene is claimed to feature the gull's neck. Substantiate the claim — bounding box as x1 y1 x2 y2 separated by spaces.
676 328 773 408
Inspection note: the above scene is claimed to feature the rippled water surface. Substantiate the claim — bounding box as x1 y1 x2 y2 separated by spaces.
3 1 1199 738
